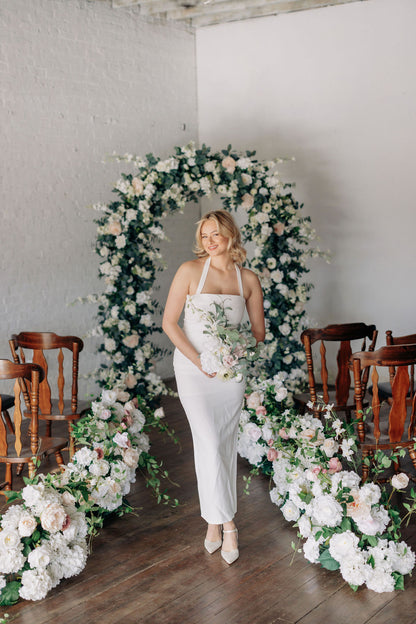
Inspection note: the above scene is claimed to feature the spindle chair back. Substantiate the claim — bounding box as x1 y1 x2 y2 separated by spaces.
298 323 378 419
352 344 416 482
0 359 66 493
9 332 89 459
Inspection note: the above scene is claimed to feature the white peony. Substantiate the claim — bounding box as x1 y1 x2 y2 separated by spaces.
329 531 360 562
310 494 343 527
28 544 52 569
19 568 53 601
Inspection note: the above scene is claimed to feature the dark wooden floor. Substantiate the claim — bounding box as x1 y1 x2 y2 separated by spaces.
2 389 416 624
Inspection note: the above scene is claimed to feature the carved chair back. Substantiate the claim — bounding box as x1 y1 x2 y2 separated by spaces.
351 344 416 482
301 323 377 410
9 332 84 416
385 330 416 397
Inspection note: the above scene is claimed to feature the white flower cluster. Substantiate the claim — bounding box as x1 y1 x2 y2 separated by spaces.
56 388 148 513
239 377 415 593
0 386 149 604
0 481 88 601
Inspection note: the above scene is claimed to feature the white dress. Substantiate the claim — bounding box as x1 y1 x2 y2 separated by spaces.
173 257 246 525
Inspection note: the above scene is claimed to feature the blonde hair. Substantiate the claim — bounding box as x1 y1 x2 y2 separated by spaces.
194 210 247 265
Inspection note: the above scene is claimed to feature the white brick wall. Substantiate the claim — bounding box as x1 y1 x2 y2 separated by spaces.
0 0 199 395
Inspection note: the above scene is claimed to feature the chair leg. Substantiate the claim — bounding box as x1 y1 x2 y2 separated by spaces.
4 463 12 490
409 447 416 472
28 459 35 479
55 450 64 469
45 420 52 437
361 449 371 482
16 463 25 476
68 422 75 460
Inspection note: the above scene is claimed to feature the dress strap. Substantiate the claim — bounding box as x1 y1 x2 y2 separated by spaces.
196 257 210 294
235 264 244 298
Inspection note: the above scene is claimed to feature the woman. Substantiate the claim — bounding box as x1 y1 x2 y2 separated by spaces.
162 210 265 564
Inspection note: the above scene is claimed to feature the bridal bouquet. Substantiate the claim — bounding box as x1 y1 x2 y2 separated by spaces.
195 301 263 381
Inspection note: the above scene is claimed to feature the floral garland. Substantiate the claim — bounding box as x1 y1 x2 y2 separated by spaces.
239 377 416 593
0 383 157 606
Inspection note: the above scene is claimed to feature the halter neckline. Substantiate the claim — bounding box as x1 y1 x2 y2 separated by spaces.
195 257 244 297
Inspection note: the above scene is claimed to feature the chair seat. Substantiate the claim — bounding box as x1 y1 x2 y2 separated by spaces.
0 436 67 462
0 394 15 411
24 398 90 421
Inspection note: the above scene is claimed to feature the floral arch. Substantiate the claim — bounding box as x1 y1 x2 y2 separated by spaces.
91 142 319 401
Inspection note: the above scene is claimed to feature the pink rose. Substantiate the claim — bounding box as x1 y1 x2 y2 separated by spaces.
132 397 139 408
223 354 238 369
279 428 289 440
221 156 236 174
108 221 122 236
124 373 137 389
273 222 285 236
328 457 342 473
267 438 274 447
122 414 133 427
246 391 264 410
312 466 322 475
241 193 254 209
267 448 278 462
256 406 267 417
123 334 140 348
131 177 144 195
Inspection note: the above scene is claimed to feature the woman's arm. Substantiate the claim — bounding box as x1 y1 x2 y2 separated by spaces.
162 263 212 375
244 270 266 344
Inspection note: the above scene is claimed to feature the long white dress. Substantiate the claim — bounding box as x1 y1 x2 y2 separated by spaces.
173 257 246 525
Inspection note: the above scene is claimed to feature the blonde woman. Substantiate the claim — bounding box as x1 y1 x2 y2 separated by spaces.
162 210 265 564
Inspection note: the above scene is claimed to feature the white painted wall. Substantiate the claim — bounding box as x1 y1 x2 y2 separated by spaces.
0 0 198 393
196 0 416 351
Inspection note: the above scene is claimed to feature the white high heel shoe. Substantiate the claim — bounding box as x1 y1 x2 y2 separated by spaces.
204 538 222 554
221 528 239 565
204 526 222 554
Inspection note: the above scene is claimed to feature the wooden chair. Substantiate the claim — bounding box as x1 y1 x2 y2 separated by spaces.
0 359 66 493
9 332 90 459
295 323 378 419
351 344 416 482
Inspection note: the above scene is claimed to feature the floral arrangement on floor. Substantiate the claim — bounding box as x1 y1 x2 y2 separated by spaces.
239 376 416 593
0 385 163 606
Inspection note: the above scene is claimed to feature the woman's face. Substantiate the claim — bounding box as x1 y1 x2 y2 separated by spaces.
200 220 229 257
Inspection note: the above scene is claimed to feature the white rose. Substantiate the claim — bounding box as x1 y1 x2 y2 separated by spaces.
122 447 140 468
321 437 339 458
391 473 409 490
18 513 37 538
40 503 67 534
281 500 300 522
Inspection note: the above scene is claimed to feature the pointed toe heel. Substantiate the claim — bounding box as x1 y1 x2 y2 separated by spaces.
221 528 239 565
204 539 222 554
